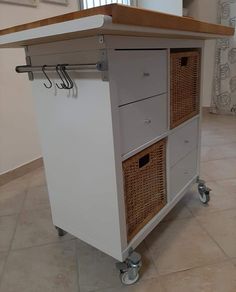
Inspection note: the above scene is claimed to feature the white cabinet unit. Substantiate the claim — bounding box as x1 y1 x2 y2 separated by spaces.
16 38 203 260
0 4 232 285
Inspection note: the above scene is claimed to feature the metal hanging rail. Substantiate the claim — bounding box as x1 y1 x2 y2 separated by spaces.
15 62 106 74
15 62 107 89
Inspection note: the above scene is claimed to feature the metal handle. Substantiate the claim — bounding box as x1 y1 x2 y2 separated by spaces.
144 119 152 124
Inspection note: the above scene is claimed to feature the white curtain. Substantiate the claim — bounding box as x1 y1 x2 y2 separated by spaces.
211 0 236 114
80 0 133 9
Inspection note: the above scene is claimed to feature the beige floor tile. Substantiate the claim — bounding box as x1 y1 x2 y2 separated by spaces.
77 240 157 292
183 182 236 216
0 181 27 217
197 209 236 258
201 113 236 129
0 252 7 277
145 217 226 275
201 143 236 162
216 178 236 195
162 260 236 292
162 200 193 222
0 175 29 192
23 184 50 211
201 158 236 181
0 215 17 252
200 164 213 182
201 130 236 147
99 278 165 292
0 241 78 292
12 208 73 250
28 167 47 188
201 133 230 147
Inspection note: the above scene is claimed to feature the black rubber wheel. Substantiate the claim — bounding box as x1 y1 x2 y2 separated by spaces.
55 227 66 237
199 190 210 204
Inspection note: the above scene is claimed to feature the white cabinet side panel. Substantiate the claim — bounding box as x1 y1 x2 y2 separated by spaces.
32 71 123 261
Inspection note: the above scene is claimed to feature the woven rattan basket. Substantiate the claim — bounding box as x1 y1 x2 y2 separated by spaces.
123 139 167 242
170 50 200 129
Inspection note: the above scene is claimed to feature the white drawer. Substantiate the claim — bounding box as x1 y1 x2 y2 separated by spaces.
169 118 199 167
119 94 168 155
110 50 167 105
170 149 198 201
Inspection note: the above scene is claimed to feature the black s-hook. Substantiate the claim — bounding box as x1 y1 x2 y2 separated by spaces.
60 65 74 90
42 65 52 89
56 64 67 89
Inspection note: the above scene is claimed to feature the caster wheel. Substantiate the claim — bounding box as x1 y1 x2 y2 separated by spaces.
116 251 142 286
198 183 210 204
120 270 140 285
199 190 210 204
55 226 66 237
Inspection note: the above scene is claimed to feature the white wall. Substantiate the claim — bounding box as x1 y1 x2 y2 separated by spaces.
137 0 183 16
185 0 217 107
0 1 79 175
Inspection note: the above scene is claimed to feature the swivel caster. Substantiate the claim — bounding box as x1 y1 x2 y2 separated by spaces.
197 179 211 204
55 226 66 237
116 251 142 285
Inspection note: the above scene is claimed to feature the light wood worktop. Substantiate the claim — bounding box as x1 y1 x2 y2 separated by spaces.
0 4 234 48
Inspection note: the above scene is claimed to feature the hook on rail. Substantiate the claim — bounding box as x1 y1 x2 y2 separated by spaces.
56 64 67 89
60 64 74 90
42 65 52 89
55 64 74 90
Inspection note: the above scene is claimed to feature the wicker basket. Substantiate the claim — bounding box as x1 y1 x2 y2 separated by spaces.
170 50 200 129
122 139 167 242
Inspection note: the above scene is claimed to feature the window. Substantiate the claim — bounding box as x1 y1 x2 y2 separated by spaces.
80 0 134 10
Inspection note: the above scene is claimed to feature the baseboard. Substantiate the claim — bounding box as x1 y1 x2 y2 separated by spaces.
202 106 210 114
0 158 44 187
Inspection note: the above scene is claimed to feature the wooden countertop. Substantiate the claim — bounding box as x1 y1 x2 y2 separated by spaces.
0 4 234 48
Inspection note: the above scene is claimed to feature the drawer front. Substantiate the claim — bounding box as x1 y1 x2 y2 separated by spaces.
169 118 199 167
111 50 167 105
170 149 198 201
119 94 168 155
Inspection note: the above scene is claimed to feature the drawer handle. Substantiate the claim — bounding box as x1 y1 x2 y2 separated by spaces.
181 57 188 66
184 140 190 144
139 154 150 168
144 119 152 125
143 72 150 77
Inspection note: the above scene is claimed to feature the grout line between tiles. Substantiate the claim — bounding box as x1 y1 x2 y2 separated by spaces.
142 216 231 279
0 175 30 287
90 277 163 292
186 205 236 218
201 156 236 164
201 156 236 163
143 239 159 277
188 208 231 260
9 237 76 253
75 240 81 292
158 257 232 279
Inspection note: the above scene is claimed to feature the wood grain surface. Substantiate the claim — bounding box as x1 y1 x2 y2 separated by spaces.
0 4 234 37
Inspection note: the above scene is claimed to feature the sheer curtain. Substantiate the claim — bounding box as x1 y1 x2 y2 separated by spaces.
211 0 236 114
79 0 134 9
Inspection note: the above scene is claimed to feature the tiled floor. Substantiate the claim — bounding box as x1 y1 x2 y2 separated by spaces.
0 112 236 292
